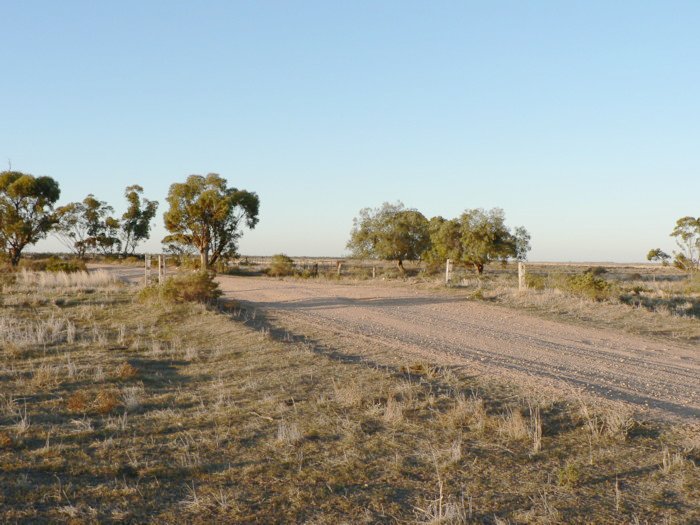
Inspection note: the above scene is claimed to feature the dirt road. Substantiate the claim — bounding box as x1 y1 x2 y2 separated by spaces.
98 266 699 421
215 276 699 422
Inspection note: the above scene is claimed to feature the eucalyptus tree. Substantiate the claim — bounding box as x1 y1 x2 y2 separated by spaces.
120 185 158 256
670 216 699 273
424 216 461 265
457 208 521 274
0 171 60 265
55 194 118 258
347 202 430 275
163 174 259 270
646 248 670 266
427 208 530 274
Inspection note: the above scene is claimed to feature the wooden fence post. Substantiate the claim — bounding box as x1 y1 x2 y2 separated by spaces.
372 266 376 279
518 262 526 291
158 255 165 284
145 254 151 286
445 259 452 285
337 262 342 277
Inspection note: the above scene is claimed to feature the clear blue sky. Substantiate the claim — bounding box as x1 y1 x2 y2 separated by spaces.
2 1 698 261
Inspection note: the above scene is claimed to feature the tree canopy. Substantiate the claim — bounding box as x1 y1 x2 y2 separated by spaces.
423 216 462 265
120 185 159 256
347 202 430 274
55 186 158 258
648 216 700 273
646 248 670 266
55 195 118 258
0 171 61 265
427 208 529 274
670 216 699 273
163 174 259 269
457 208 522 274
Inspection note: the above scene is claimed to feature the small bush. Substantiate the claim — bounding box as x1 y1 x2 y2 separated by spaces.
584 266 608 277
20 257 87 273
557 462 581 488
525 273 547 290
268 254 295 277
139 272 222 304
301 268 314 278
121 255 141 266
46 258 87 273
627 285 648 296
564 273 614 301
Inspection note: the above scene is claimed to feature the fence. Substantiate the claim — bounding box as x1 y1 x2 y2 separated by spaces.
154 254 655 290
144 254 167 285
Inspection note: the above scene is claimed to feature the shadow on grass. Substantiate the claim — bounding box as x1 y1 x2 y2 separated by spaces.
619 294 700 320
220 298 700 422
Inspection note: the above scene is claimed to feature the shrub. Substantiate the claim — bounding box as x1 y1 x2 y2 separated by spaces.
627 285 649 296
139 271 222 304
557 462 581 488
165 272 222 303
564 272 614 301
268 254 295 277
20 257 86 273
121 256 141 266
584 266 608 276
525 273 547 290
297 268 317 279
45 258 87 273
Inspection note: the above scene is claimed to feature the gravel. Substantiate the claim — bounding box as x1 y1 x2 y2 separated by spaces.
218 276 699 422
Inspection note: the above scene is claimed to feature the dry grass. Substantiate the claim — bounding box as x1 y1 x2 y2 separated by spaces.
438 264 700 344
16 268 117 289
0 271 698 523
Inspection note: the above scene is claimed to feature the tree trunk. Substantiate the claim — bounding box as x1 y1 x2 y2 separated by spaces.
397 258 406 275
200 248 209 271
10 248 22 266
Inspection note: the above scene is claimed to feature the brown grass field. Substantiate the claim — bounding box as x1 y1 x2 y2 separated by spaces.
0 268 698 523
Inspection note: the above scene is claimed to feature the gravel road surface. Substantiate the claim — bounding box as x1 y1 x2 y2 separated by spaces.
217 276 699 422
97 266 699 421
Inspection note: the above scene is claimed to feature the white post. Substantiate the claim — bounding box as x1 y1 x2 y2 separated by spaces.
145 254 151 286
158 255 165 284
518 262 526 291
337 262 342 277
445 259 452 285
372 266 376 279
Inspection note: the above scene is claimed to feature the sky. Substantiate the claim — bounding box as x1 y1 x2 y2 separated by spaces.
1 1 698 262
